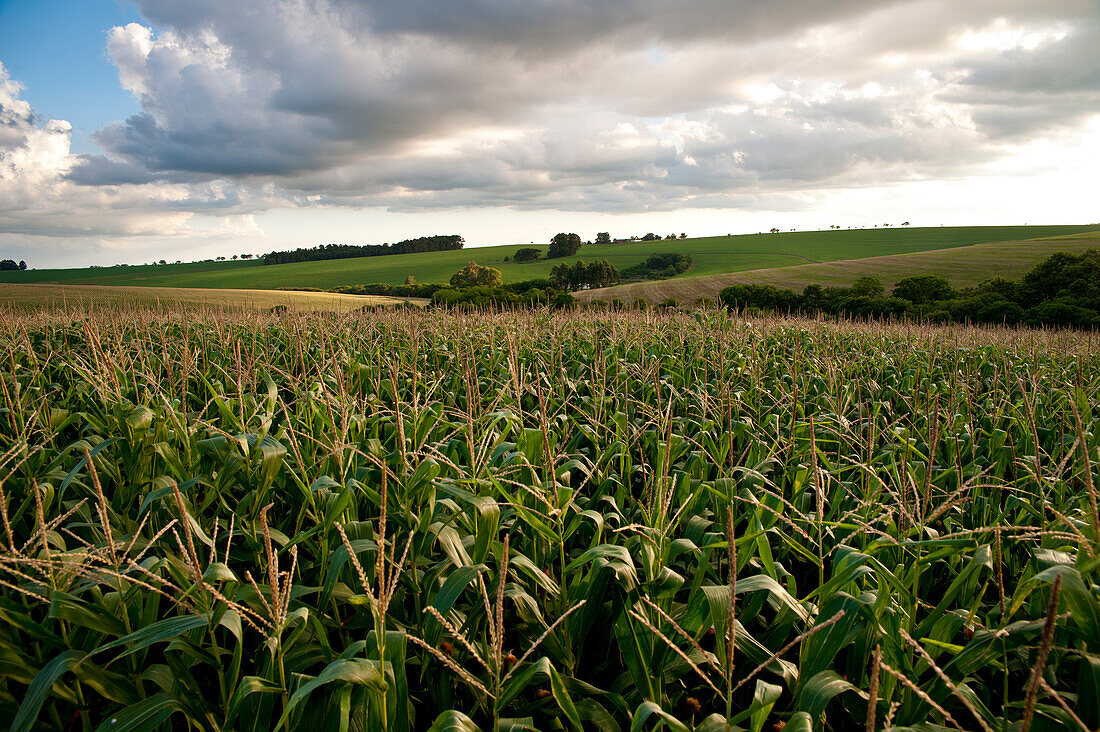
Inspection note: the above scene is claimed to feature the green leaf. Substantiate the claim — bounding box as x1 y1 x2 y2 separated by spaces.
95 613 211 666
11 650 83 732
793 670 865 720
276 658 386 730
750 680 782 732
426 710 481 732
629 700 691 732
93 692 181 732
225 676 285 723
432 565 483 615
783 711 814 732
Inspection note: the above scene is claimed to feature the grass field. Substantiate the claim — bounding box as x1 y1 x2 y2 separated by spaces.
0 283 423 311
577 231 1100 304
2 306 1099 730
1 225 1094 291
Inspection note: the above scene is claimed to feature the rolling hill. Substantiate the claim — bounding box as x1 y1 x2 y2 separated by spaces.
574 230 1100 304
1 224 1095 292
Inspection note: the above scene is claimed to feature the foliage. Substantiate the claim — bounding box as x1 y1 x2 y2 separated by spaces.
513 248 543 262
431 286 572 309
595 232 611 245
620 252 693 282
891 275 954 305
334 282 445 298
2 307 1100 731
721 250 1100 327
549 259 620 291
450 261 504 288
0 259 25 271
263 235 465 266
548 233 582 259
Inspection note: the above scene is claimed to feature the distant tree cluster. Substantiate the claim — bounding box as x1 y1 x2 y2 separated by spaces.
549 259 619 291
262 235 464 265
431 277 573 309
548 233 582 259
0 260 26 271
601 232 687 243
719 249 1100 327
449 261 503 288
513 247 543 262
619 252 692 281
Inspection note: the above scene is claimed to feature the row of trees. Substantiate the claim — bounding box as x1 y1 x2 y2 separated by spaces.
262 235 464 265
718 249 1100 327
591 233 688 243
0 260 27 271
549 259 620 291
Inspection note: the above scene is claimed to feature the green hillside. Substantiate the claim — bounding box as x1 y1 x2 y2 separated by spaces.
2 224 1095 290
576 230 1100 304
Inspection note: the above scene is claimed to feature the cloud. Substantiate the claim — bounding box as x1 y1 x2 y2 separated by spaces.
0 62 269 264
72 0 1096 212
3 0 1099 264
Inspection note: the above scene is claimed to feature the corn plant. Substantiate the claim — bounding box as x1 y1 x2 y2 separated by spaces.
0 304 1098 730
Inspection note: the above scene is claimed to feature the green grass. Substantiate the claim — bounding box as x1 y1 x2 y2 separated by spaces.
2 307 1099 730
578 231 1100 304
0 283 424 311
2 225 1094 291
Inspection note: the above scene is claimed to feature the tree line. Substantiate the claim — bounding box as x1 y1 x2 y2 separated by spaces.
262 235 464 265
0 260 27 271
719 249 1100 327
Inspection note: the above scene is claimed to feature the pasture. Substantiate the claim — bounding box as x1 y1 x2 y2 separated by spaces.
1 306 1098 730
578 230 1100 304
0 225 1094 291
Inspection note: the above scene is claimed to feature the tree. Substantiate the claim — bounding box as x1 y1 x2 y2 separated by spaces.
549 259 618 291
0 260 18 271
549 263 571 291
18 260 26 270
405 275 417 286
770 228 780 234
450 261 503 288
514 247 542 262
595 232 611 244
892 275 953 305
850 276 885 298
679 233 686 239
548 233 582 259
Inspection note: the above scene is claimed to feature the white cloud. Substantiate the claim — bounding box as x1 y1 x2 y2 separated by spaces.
0 62 270 264
2 0 1098 264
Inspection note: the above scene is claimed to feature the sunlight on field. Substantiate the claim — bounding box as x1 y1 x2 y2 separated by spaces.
578 231 1100 304
0 283 425 311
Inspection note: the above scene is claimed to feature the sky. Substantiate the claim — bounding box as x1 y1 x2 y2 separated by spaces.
0 0 1097 268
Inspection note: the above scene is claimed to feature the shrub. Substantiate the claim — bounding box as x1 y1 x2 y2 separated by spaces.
513 247 542 262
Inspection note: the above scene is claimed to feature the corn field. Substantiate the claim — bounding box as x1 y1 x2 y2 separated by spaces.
1 306 1099 731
